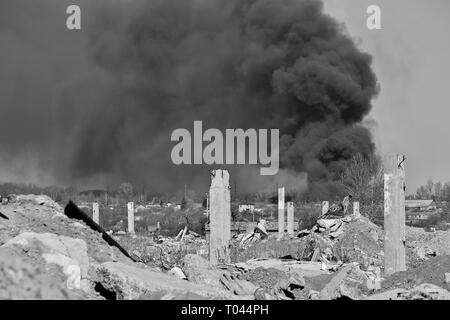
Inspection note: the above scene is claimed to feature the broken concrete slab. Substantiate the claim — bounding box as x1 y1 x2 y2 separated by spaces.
3 232 89 279
368 283 450 300
319 264 367 300
317 219 339 230
168 267 187 280
365 288 408 300
95 261 229 300
14 194 64 212
0 246 78 299
235 258 330 278
181 254 257 296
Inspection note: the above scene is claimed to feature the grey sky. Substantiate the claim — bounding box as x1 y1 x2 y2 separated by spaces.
1 0 448 195
323 0 450 194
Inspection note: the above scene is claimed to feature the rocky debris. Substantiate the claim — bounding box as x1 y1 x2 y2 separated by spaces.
242 267 306 300
243 267 287 290
231 215 383 269
3 232 90 292
0 245 89 299
333 219 383 268
367 283 450 300
235 258 330 278
308 216 383 268
3 193 450 301
412 246 437 261
181 254 257 297
406 226 450 258
0 195 141 299
0 195 132 266
64 201 136 262
94 261 226 300
231 238 306 262
168 267 187 280
318 263 367 300
381 255 450 291
118 234 208 269
233 220 269 247
14 194 64 212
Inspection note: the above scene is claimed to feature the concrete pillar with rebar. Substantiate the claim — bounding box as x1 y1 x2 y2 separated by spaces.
278 187 285 238
209 169 231 265
127 202 135 234
93 202 99 225
353 202 360 219
287 202 294 236
383 153 406 275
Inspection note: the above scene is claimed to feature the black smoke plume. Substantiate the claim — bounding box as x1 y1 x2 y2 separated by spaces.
0 0 378 198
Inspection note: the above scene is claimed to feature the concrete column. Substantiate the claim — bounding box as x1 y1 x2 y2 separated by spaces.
92 202 99 224
278 187 285 238
322 201 329 215
383 153 406 275
209 169 231 265
127 202 135 234
287 202 294 236
353 202 360 218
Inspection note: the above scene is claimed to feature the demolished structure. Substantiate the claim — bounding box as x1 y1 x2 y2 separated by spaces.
1 160 450 300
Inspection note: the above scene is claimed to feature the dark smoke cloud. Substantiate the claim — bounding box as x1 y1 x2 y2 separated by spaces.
0 0 378 197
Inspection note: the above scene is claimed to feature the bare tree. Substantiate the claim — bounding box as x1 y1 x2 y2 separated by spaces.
339 153 383 223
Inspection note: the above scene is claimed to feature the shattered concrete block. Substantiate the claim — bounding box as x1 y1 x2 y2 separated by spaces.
3 231 91 293
3 232 89 279
319 264 367 300
95 261 227 300
399 283 450 300
0 246 76 299
168 267 187 280
317 219 338 230
182 254 256 297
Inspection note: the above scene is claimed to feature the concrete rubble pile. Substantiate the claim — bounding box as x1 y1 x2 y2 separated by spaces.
226 212 450 300
0 194 228 300
231 214 384 269
118 231 208 268
2 193 450 300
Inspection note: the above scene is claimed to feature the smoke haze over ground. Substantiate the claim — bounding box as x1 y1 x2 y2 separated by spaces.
0 0 378 198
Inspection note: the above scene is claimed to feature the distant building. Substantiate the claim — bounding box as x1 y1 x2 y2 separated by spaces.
405 200 436 211
135 205 146 212
406 200 437 224
238 204 255 213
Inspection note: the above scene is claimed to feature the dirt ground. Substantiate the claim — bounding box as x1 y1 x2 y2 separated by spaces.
382 255 450 291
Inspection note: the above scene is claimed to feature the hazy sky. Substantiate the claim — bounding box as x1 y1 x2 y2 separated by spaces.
1 0 449 195
323 0 450 194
